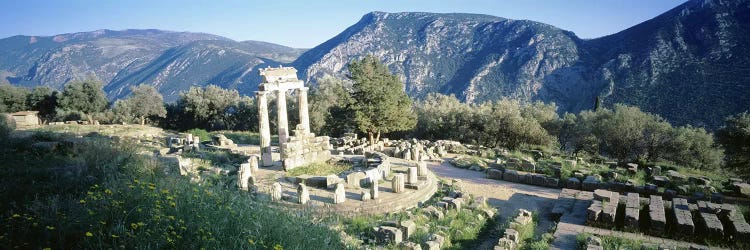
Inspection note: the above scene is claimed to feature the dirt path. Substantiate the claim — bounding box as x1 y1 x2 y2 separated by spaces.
426 160 560 249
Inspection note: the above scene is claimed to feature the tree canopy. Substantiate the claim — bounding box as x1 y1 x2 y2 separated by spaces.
0 84 30 113
113 85 167 125
414 93 556 149
58 80 108 123
308 76 354 136
348 55 416 143
717 111 750 177
558 104 723 169
161 85 257 131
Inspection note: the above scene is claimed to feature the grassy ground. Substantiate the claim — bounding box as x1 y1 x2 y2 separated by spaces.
285 161 352 177
182 149 248 171
30 124 164 138
0 131 343 249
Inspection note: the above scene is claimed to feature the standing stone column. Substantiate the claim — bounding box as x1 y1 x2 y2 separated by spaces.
297 87 310 133
271 182 282 202
256 91 272 167
407 166 418 184
392 174 405 193
238 162 253 191
276 89 289 154
192 136 200 151
333 183 346 204
248 156 259 173
418 161 428 177
298 183 309 204
371 180 380 199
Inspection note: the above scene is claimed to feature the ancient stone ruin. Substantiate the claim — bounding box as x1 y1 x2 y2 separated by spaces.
574 188 750 244
167 133 200 153
256 66 331 170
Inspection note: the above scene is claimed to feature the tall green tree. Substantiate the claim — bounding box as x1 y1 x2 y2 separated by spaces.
348 55 416 144
58 80 108 123
0 84 29 113
717 111 750 177
26 86 58 124
413 93 469 140
177 85 241 130
309 76 354 136
113 85 167 125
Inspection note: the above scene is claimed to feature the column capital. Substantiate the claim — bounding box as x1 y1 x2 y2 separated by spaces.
255 90 268 96
297 87 309 92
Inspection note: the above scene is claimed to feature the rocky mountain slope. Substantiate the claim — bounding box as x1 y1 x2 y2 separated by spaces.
0 29 305 101
1 0 748 128
294 0 750 128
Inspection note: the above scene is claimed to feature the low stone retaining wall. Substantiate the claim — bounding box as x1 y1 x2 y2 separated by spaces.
486 168 559 188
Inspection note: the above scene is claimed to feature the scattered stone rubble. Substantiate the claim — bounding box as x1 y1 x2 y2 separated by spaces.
494 209 533 250
280 125 332 170
167 133 201 153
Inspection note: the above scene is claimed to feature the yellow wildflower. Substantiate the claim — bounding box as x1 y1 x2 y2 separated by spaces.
46 226 55 230
85 232 93 237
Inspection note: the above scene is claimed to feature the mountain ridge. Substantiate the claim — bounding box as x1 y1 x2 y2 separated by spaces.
0 29 305 101
293 0 750 128
1 0 749 128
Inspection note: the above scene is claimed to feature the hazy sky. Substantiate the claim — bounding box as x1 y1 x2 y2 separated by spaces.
0 0 686 48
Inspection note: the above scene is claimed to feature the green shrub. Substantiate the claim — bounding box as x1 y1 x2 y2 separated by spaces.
0 114 14 138
185 128 210 143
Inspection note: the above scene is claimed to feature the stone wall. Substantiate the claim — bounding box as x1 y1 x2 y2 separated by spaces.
281 125 332 170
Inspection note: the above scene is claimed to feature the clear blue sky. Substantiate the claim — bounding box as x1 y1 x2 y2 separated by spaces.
0 0 687 48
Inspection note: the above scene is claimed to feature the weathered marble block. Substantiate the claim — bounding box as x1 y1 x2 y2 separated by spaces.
392 174 405 193
672 198 695 236
487 169 503 180
624 193 640 230
271 182 282 202
298 183 309 205
567 177 581 189
407 166 418 184
587 200 603 224
333 183 346 204
698 212 724 239
649 195 666 235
